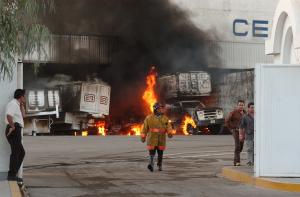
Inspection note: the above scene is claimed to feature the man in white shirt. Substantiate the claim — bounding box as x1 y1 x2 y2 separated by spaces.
5 89 26 182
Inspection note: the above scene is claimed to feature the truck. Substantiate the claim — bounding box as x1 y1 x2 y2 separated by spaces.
158 71 224 134
23 82 111 135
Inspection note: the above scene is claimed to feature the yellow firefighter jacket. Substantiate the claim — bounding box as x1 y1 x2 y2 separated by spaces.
141 114 172 150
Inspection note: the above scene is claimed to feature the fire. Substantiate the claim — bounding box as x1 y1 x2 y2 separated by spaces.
127 66 156 137
142 66 157 113
168 120 177 135
96 121 106 136
127 124 142 136
171 129 177 135
82 131 88 137
181 115 196 135
131 124 142 135
98 126 106 136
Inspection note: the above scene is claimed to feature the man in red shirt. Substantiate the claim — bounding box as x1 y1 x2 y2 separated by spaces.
225 100 245 166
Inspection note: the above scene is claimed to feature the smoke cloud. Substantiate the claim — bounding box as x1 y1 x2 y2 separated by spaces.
38 0 220 121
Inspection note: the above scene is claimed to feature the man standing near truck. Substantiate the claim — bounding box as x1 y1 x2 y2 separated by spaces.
141 102 173 172
225 100 245 166
5 89 26 182
239 102 255 166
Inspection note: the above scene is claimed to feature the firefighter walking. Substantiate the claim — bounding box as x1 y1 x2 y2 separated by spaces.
141 102 173 172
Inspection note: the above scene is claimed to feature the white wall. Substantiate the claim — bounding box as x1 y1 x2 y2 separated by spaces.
0 68 18 173
172 0 279 43
171 0 279 69
265 0 300 65
255 64 300 177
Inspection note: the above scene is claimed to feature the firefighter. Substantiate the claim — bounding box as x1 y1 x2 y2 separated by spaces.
141 102 173 172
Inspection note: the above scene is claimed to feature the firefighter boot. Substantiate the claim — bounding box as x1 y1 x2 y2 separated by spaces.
147 155 154 172
157 155 163 171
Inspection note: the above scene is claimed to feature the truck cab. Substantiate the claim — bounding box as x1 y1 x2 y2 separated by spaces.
168 100 224 134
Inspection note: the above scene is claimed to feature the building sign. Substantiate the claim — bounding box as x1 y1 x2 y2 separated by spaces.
233 19 269 38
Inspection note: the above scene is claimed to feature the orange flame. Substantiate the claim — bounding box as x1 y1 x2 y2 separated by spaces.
127 124 142 136
168 120 177 135
171 129 177 135
96 121 106 136
131 124 142 135
181 115 196 135
142 66 157 113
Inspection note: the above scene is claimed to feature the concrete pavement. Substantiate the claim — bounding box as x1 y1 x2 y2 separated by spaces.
22 136 300 197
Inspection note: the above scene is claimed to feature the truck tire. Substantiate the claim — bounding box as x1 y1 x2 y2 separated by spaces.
219 125 231 135
208 124 222 135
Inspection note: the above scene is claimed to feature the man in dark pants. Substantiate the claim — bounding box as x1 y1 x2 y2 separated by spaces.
239 102 255 166
5 89 26 182
225 100 245 166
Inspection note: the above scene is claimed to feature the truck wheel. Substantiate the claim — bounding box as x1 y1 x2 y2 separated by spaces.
208 124 222 135
219 125 231 134
199 127 212 135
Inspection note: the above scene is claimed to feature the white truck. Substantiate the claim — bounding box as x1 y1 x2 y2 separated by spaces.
159 71 224 134
24 82 110 135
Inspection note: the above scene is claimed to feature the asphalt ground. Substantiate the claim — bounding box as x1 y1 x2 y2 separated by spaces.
22 135 300 197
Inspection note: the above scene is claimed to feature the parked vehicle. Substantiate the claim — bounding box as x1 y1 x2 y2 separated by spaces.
23 82 110 135
159 71 224 134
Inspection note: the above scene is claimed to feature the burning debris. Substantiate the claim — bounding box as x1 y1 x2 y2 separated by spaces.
74 121 106 137
127 124 142 136
81 131 88 137
181 115 196 135
96 121 106 136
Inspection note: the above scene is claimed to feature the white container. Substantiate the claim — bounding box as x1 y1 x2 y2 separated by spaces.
159 71 212 100
60 82 110 115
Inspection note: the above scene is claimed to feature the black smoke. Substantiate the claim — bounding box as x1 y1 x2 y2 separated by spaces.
41 0 220 121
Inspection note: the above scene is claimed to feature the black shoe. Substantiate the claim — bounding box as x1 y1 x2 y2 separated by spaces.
158 165 162 171
147 164 153 172
16 177 23 183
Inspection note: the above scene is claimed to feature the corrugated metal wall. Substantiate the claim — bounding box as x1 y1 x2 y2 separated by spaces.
215 70 254 115
23 35 116 65
209 41 273 69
